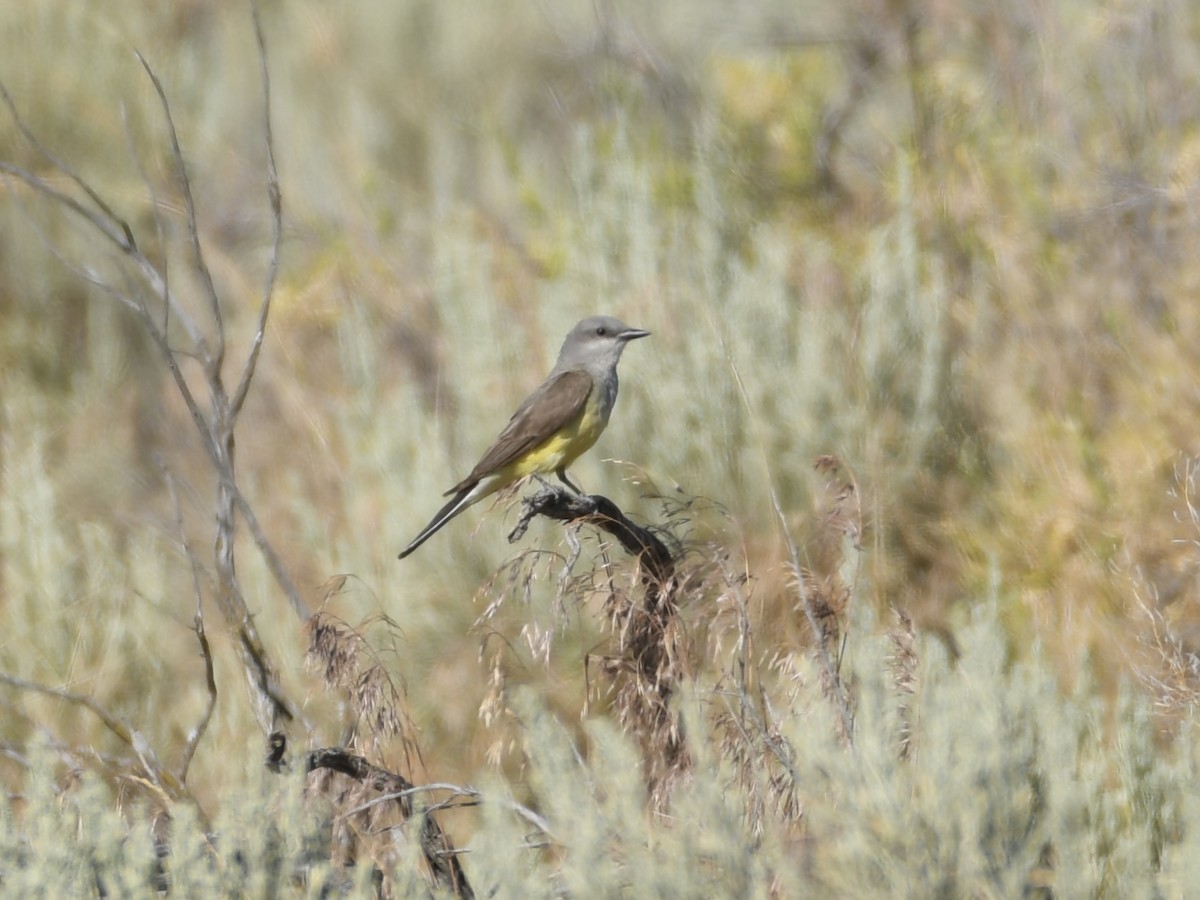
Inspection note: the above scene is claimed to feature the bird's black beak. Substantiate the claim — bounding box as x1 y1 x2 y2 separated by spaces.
620 327 651 342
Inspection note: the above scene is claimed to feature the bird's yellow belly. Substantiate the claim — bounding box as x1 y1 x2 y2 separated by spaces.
509 401 607 479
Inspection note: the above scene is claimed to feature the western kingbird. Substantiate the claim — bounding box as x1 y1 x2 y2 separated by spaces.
398 315 650 559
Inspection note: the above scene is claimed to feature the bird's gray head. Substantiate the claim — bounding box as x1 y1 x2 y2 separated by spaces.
555 316 650 372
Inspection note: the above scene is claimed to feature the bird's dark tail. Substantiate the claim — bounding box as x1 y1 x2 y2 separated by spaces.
397 482 481 559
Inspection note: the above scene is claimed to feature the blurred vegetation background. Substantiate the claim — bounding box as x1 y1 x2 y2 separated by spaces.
3 0 1200 893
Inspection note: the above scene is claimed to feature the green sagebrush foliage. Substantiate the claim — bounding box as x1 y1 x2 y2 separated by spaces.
2 602 1197 898
793 603 1200 899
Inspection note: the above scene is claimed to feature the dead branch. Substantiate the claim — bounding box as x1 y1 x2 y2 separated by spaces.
342 781 555 838
304 748 475 899
509 485 675 586
0 8 306 739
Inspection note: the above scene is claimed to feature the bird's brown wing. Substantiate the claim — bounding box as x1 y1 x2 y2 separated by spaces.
447 368 594 495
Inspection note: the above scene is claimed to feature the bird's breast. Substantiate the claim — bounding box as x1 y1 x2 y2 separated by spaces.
507 386 610 478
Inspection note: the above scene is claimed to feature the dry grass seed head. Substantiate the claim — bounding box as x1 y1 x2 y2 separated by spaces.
887 607 920 760
305 610 417 765
474 548 567 624
305 613 361 689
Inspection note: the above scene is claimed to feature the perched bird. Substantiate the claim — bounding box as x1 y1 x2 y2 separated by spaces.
398 315 650 558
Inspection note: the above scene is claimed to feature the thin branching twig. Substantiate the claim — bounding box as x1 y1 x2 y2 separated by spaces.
1 10 310 740
134 50 225 369
162 462 218 783
230 5 282 420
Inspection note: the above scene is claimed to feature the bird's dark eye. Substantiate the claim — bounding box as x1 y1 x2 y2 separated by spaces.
596 326 607 336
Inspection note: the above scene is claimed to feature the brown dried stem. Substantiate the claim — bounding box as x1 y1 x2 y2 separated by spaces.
513 485 688 798
769 482 857 745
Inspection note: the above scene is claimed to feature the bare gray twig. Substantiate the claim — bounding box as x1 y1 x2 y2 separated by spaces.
161 462 218 783
230 5 283 420
134 50 224 369
0 10 308 740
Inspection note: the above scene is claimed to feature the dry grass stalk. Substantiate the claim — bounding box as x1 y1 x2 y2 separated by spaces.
303 581 473 895
602 554 689 805
305 583 417 769
887 608 919 760
492 484 692 803
712 457 866 833
1129 574 1200 729
474 546 569 637
1128 455 1200 729
796 456 862 743
712 556 804 835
